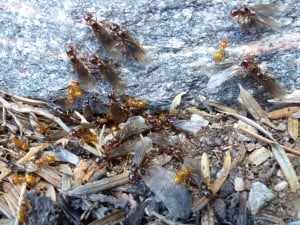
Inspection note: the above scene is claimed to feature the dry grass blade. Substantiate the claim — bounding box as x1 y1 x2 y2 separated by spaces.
268 106 300 119
0 90 47 106
87 210 124 225
67 172 129 196
221 111 275 140
192 151 231 212
239 127 300 156
0 96 70 133
238 84 277 129
271 144 300 193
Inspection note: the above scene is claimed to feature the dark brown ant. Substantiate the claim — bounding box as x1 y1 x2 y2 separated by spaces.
239 57 285 97
230 4 282 32
84 13 147 64
66 45 97 91
84 13 116 54
207 57 285 97
88 54 127 92
108 23 147 64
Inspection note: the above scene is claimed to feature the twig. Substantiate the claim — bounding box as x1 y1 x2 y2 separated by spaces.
145 206 193 225
0 96 71 133
239 127 300 156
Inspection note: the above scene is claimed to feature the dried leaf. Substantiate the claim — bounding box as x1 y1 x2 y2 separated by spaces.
287 117 298 140
268 106 300 119
170 92 186 114
192 151 231 212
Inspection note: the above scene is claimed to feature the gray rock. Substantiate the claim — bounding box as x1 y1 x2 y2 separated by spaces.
144 166 192 219
1 0 299 109
247 182 275 215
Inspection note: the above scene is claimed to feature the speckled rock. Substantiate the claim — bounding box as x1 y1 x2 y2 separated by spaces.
247 182 275 215
1 0 300 109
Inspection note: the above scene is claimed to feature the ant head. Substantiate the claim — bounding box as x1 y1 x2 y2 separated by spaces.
110 23 120 32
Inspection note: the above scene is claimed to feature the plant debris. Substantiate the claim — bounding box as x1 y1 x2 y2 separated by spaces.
0 4 299 225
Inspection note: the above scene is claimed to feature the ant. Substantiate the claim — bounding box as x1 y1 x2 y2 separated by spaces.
66 45 97 91
214 39 229 62
34 155 56 167
239 57 285 97
88 54 127 92
12 174 37 185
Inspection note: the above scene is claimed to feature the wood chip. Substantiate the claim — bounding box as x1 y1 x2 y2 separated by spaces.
67 172 129 196
287 117 298 140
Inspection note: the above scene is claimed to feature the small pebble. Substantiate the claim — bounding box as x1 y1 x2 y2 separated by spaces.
274 181 288 192
234 177 245 192
247 182 275 215
219 181 234 197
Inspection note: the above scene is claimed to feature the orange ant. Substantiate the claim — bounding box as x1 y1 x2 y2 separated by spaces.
214 39 229 62
175 168 192 184
34 155 56 167
67 81 83 105
12 174 37 185
12 137 29 152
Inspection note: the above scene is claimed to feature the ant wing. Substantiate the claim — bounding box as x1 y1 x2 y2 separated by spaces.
206 64 241 92
100 65 127 92
256 75 286 97
122 33 147 64
253 11 282 33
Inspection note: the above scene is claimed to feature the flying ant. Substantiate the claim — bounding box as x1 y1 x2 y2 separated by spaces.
84 13 116 55
207 57 285 97
239 57 285 97
66 45 97 91
148 132 185 159
102 116 148 159
88 54 127 92
182 157 213 198
84 14 147 64
108 23 147 64
69 126 98 144
230 4 283 32
143 111 170 131
214 39 229 62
